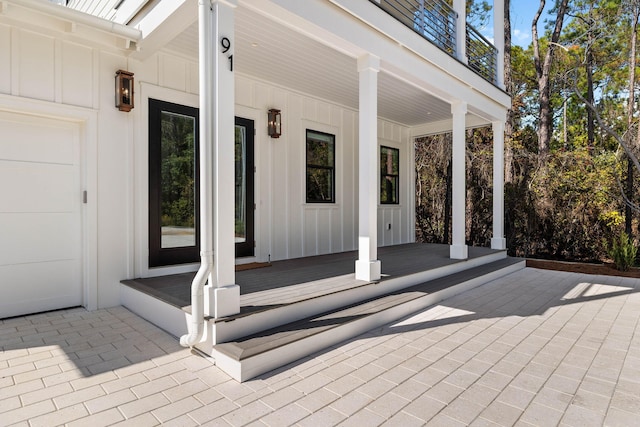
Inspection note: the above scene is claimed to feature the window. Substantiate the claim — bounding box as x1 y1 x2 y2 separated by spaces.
306 130 335 203
149 99 199 267
380 146 399 204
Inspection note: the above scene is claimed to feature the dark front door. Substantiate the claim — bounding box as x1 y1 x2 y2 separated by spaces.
148 99 200 267
235 117 255 258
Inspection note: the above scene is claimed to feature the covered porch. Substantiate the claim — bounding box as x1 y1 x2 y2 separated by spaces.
136 0 511 329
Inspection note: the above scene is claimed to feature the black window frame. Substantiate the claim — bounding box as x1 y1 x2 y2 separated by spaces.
234 116 256 258
380 145 400 205
305 129 336 204
148 98 200 267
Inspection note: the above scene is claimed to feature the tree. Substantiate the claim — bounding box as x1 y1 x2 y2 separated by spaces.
565 0 640 233
625 2 639 236
504 0 514 183
532 0 571 159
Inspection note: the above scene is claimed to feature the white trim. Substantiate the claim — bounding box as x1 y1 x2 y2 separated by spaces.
0 93 98 311
492 120 506 250
408 136 416 242
12 0 141 39
355 53 381 281
450 101 467 260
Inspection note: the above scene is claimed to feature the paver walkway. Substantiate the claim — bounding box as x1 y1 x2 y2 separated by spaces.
1 268 639 426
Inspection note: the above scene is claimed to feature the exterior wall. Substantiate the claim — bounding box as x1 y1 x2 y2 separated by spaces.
235 74 413 262
377 122 413 247
0 23 130 309
0 20 415 310
132 57 414 268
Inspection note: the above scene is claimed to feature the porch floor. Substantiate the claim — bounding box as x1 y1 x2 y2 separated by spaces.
122 243 502 315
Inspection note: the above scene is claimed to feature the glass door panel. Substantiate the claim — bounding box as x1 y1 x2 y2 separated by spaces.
235 117 254 258
161 111 197 248
235 125 247 244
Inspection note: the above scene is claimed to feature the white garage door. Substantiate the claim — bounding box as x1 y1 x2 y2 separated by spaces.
0 111 83 318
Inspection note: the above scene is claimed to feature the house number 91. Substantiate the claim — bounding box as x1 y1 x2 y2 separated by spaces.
221 37 233 72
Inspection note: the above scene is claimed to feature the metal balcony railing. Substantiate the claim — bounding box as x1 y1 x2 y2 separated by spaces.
370 0 498 85
466 24 498 84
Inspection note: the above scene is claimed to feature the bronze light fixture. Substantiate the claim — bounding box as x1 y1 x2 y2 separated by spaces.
268 108 281 138
115 70 134 112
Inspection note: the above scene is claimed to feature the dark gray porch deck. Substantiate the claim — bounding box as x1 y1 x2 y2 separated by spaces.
122 243 502 315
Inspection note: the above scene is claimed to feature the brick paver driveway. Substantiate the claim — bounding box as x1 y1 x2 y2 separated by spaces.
1 268 639 426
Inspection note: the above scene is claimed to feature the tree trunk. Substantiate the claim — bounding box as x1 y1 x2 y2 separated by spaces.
586 50 595 150
586 4 596 151
626 8 639 237
532 0 570 160
503 0 514 183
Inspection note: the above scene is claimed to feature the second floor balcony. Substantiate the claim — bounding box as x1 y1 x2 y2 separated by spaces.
370 0 499 85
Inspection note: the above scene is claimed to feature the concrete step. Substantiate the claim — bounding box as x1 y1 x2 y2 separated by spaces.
211 257 525 381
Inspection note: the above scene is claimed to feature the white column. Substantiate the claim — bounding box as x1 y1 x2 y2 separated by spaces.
355 54 381 282
491 120 507 250
493 0 505 89
209 0 239 318
450 102 468 259
453 0 467 64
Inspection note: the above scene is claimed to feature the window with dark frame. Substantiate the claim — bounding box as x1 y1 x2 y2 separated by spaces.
306 129 336 203
380 146 399 204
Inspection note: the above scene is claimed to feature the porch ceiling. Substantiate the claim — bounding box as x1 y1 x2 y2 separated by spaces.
163 6 452 128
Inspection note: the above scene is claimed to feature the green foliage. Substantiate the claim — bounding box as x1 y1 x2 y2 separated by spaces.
160 113 196 228
608 231 638 271
466 0 491 28
504 148 622 262
499 0 640 265
599 211 624 227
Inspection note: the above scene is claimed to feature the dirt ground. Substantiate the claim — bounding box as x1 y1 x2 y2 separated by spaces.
526 258 640 279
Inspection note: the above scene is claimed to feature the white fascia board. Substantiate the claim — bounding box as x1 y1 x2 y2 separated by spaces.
5 0 140 39
248 0 509 116
410 114 491 138
131 0 195 60
2 0 141 51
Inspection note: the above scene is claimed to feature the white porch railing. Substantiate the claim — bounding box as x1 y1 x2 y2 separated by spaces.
370 0 498 85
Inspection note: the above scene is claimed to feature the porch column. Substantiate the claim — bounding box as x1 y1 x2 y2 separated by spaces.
493 0 505 89
491 120 507 250
450 101 468 259
453 0 467 64
355 54 381 282
209 0 239 318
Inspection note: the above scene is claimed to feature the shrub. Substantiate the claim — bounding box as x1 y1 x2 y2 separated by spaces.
609 232 638 271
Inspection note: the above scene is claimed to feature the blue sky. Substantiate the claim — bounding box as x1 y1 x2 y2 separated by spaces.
510 2 553 47
479 2 553 47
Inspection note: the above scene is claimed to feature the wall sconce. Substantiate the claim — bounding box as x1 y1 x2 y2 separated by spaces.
268 108 281 138
115 70 134 112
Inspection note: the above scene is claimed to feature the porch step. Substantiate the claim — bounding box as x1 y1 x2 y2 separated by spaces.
211 257 525 381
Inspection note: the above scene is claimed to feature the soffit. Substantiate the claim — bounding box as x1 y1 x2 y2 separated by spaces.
163 6 452 127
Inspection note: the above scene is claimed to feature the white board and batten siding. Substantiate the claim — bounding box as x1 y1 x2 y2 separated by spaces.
236 74 413 262
0 23 125 317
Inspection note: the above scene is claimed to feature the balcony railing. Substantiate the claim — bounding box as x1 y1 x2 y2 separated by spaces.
370 0 498 85
466 24 498 84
